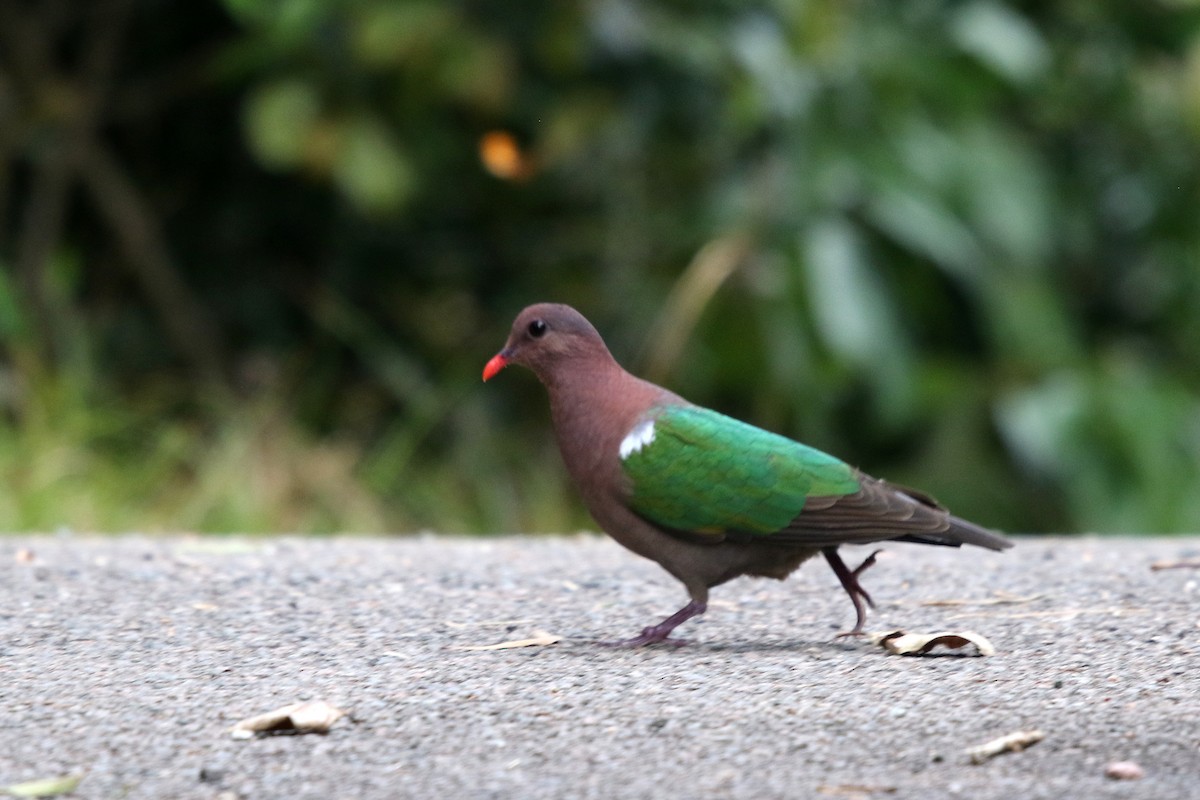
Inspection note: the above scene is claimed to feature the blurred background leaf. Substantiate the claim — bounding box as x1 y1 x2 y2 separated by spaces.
0 0 1198 534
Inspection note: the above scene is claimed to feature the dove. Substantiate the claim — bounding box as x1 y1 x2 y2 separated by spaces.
484 303 1011 645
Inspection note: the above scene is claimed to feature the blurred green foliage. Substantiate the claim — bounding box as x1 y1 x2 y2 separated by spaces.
1 0 1198 533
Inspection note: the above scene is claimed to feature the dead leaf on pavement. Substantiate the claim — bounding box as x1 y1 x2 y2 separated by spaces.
230 701 347 739
965 730 1045 763
869 629 995 657
869 629 995 656
2 775 83 797
454 630 561 651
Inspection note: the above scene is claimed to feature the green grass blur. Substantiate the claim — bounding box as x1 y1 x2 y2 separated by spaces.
1 1 1198 533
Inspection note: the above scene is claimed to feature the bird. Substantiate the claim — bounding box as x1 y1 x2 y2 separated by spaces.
483 303 1012 646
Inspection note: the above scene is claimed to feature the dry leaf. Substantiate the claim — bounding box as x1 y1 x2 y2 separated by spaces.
869 629 995 657
1105 761 1144 780
455 630 561 651
965 730 1045 763
230 700 346 739
2 775 83 797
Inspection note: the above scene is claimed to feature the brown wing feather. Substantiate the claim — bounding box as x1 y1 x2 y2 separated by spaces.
766 472 1011 551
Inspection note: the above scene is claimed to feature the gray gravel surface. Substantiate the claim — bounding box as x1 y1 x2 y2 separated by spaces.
2 534 1198 799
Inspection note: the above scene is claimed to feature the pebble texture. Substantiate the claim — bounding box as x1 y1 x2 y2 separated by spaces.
2 534 1197 799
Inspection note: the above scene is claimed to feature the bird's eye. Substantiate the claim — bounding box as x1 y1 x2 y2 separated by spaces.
528 319 547 338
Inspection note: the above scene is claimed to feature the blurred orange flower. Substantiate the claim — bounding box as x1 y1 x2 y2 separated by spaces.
479 130 534 181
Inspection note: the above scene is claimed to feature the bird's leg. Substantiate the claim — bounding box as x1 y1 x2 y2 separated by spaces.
602 599 707 648
823 547 883 637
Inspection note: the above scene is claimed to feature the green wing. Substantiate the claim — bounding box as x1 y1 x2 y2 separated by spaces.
620 405 861 536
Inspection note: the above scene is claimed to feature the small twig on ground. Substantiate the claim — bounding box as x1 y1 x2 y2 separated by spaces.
921 591 1044 607
1150 559 1200 571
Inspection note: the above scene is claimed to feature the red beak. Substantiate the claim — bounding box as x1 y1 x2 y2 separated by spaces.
482 352 508 382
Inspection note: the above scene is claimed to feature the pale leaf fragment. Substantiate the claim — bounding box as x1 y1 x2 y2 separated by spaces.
455 630 560 651
2 775 83 797
965 729 1045 763
869 629 995 656
230 700 346 739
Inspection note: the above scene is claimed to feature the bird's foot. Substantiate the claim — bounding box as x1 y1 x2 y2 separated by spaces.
600 629 690 648
824 547 883 638
851 549 882 582
597 599 707 649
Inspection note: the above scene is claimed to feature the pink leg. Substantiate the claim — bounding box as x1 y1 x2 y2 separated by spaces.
602 600 707 647
823 548 882 637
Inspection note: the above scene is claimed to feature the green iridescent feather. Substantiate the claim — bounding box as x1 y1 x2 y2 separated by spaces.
621 405 861 536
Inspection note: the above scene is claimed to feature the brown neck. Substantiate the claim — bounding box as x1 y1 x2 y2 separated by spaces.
541 352 679 504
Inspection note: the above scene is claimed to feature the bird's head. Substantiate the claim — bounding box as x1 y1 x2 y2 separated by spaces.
483 303 609 384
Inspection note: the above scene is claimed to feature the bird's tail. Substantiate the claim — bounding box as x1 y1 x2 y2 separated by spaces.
943 515 1013 551
889 481 1013 551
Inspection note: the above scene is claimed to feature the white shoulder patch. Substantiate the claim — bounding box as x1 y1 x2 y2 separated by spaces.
618 419 656 460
